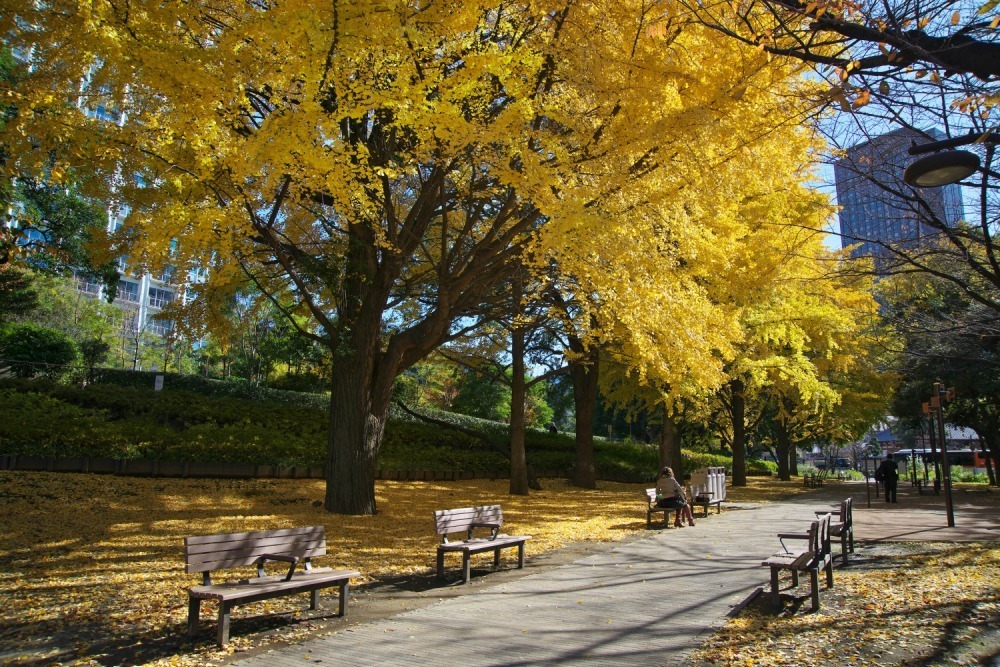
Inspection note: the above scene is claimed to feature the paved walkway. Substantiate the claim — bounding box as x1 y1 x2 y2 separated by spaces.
231 483 999 667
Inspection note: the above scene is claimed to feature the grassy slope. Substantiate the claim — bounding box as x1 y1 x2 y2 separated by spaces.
1 379 694 476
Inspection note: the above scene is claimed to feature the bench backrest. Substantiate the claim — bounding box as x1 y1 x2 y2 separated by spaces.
815 513 832 562
434 505 503 538
840 497 853 529
184 526 327 574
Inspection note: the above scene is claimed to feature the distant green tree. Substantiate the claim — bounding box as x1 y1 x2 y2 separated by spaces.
11 179 118 294
17 271 118 343
80 337 110 383
525 380 555 430
0 264 38 321
0 322 78 377
451 368 512 424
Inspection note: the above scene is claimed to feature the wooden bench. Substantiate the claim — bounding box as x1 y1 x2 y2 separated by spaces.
184 526 359 646
803 473 825 488
760 514 834 611
434 505 531 584
816 497 854 565
644 488 681 528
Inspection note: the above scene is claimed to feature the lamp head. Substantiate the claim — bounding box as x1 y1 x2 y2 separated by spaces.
904 149 980 187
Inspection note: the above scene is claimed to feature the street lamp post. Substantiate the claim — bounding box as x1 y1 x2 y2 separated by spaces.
931 382 956 527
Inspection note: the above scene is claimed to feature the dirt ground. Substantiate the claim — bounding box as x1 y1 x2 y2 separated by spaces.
1 473 996 667
692 540 1000 667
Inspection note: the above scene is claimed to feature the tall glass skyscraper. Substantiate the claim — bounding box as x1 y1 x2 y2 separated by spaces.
835 127 965 259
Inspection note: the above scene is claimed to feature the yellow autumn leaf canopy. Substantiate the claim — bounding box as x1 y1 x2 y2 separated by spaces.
1 0 887 508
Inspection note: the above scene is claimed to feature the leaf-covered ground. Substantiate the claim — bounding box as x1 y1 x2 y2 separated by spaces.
0 472 852 666
693 541 1000 667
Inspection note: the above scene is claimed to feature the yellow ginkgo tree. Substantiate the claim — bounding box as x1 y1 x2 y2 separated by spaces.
3 0 830 512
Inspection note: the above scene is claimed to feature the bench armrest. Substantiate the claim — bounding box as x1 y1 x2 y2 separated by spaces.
777 533 809 552
256 553 300 581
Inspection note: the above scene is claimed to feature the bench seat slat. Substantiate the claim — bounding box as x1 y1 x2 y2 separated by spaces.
438 535 531 553
762 551 814 570
190 569 360 602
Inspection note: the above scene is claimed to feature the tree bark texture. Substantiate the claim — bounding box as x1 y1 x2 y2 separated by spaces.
775 419 791 481
789 442 799 477
984 432 999 487
509 311 530 495
326 340 393 514
660 409 682 475
569 343 599 489
729 379 747 487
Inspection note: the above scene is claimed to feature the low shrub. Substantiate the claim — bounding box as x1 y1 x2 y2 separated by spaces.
748 459 778 474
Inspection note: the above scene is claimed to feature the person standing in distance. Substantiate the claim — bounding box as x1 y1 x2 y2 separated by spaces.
876 454 899 503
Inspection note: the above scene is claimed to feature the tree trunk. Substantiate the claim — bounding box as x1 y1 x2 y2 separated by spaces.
983 432 999 487
730 379 747 487
789 441 799 476
775 419 791 481
569 344 599 489
324 229 398 515
509 320 530 495
325 334 394 514
660 408 682 475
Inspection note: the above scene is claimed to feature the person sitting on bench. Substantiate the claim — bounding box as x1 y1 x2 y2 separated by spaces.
656 466 696 528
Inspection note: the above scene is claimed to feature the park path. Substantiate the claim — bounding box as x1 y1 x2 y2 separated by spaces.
230 482 998 667
230 487 856 667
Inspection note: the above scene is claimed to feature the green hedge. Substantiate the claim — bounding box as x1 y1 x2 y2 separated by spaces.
748 459 778 474
0 379 735 478
91 369 331 410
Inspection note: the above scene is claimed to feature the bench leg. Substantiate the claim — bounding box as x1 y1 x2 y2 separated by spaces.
647 510 652 528
810 569 820 611
436 549 445 579
826 562 834 588
848 528 855 553
517 542 525 569
841 534 849 565
462 551 471 584
769 567 780 609
791 570 799 588
310 588 320 610
187 597 200 638
493 548 501 569
339 580 350 617
216 603 231 647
